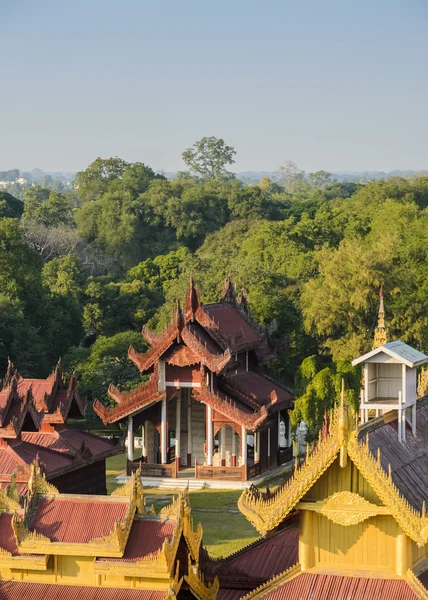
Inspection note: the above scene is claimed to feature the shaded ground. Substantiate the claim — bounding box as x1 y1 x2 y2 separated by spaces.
105 453 292 557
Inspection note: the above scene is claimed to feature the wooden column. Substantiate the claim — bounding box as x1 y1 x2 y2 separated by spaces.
127 416 134 462
231 430 237 467
187 390 192 467
175 392 181 472
267 427 271 470
241 426 247 466
299 510 315 571
254 431 260 463
142 420 147 463
161 397 167 464
206 404 213 466
220 427 226 467
396 529 411 576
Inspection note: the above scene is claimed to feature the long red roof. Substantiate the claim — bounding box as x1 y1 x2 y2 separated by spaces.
0 582 166 599
205 303 261 346
259 573 419 600
30 497 128 543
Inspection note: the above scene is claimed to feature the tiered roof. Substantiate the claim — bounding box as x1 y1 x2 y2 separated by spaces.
95 277 293 428
0 360 119 496
0 461 218 599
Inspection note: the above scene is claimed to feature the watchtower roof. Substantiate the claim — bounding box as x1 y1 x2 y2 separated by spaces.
352 341 428 369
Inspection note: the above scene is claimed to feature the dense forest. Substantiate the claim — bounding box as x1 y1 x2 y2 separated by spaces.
2 138 428 437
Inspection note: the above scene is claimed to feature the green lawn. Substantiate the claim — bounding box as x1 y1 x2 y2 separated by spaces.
105 453 291 557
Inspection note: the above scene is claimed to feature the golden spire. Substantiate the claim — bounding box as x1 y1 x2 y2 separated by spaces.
373 285 387 349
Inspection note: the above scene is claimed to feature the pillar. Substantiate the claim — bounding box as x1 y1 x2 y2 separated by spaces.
267 427 271 470
127 416 134 462
278 412 281 447
232 430 237 467
175 392 181 472
187 390 192 467
254 431 260 463
412 402 417 436
299 510 315 571
206 405 213 466
161 397 167 464
142 420 147 463
220 427 226 467
396 529 411 576
241 426 247 466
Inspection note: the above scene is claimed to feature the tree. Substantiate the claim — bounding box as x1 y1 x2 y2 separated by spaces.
182 137 237 180
0 192 24 218
276 159 304 193
74 157 129 202
23 186 73 227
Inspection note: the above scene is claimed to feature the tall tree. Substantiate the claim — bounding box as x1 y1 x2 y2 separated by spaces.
182 137 237 180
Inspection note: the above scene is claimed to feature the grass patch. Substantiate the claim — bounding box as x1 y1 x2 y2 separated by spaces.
143 487 259 557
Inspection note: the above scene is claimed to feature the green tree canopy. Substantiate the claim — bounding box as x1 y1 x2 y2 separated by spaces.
182 136 237 180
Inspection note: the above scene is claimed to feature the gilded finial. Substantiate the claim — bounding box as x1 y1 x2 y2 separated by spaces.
373 285 387 349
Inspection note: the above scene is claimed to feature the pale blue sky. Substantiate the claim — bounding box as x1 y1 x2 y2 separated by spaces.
1 0 428 173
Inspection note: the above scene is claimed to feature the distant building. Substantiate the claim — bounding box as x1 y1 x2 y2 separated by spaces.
0 360 121 496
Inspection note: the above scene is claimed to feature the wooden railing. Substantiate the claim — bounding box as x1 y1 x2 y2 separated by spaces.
127 459 177 478
245 461 262 480
195 463 246 481
278 446 293 465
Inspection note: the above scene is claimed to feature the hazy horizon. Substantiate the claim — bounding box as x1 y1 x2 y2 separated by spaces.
2 0 428 173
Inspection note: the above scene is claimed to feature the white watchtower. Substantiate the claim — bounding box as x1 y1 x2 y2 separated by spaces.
352 341 428 441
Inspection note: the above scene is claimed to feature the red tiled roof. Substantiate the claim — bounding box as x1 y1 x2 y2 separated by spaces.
205 303 261 345
0 447 27 475
21 431 74 455
223 523 298 580
98 520 175 562
30 497 128 543
228 372 293 408
0 514 19 554
13 442 73 472
60 429 116 456
0 581 166 599
17 378 54 404
0 481 28 495
260 573 419 600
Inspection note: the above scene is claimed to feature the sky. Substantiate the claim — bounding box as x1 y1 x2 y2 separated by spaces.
1 0 428 174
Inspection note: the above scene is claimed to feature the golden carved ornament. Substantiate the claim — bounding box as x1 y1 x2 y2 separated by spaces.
184 555 219 600
165 561 184 600
313 491 380 526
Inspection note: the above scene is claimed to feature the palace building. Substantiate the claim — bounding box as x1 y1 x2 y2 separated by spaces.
94 277 294 483
223 355 428 599
0 360 121 497
0 461 218 599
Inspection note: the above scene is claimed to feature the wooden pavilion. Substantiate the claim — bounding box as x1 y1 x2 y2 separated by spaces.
94 277 294 482
0 360 121 497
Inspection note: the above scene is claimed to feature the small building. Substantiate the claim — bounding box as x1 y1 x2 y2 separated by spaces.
0 360 121 497
94 277 294 483
352 341 428 440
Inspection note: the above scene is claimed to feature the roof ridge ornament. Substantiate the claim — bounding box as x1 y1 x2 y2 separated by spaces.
373 285 387 349
221 274 236 304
